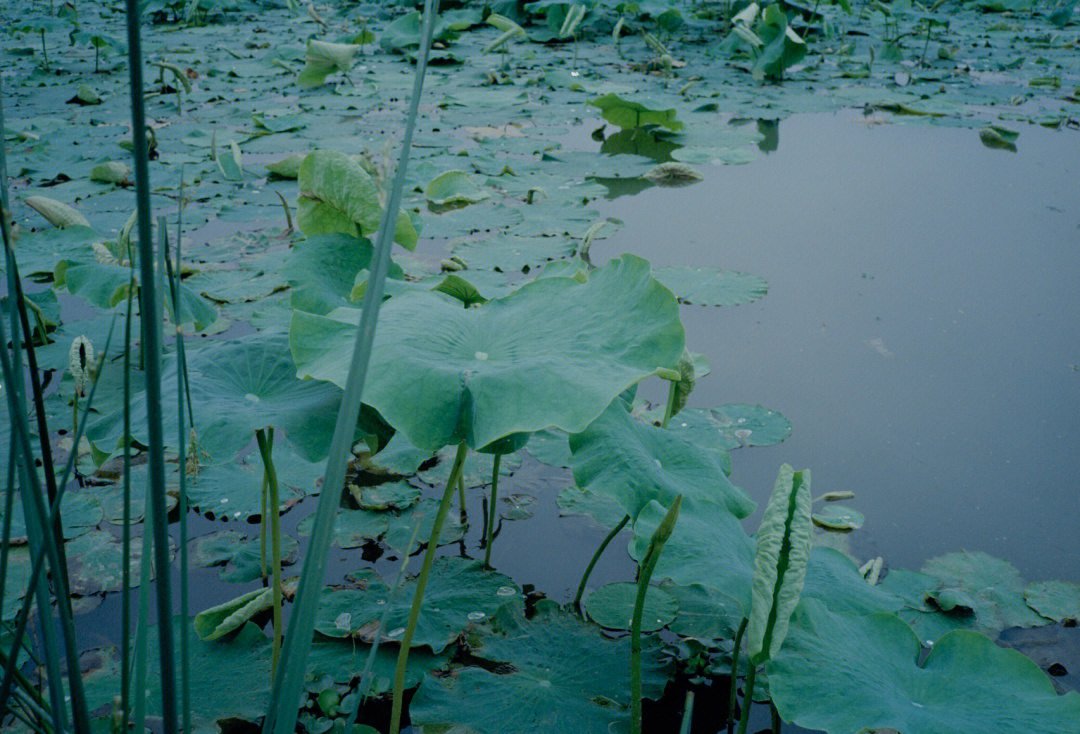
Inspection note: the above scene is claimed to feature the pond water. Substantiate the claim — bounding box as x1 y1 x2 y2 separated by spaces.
591 111 1080 586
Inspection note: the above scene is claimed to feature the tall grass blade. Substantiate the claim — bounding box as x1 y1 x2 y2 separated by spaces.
123 0 179 729
261 0 442 731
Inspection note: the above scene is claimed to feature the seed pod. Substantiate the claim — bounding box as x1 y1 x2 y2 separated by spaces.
69 336 94 396
670 349 697 417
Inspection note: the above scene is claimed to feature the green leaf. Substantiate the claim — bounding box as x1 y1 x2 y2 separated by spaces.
297 150 416 250
569 401 755 522
663 581 745 642
1024 581 1080 623
425 170 491 206
922 551 1050 633
89 161 130 185
348 480 421 511
812 504 864 531
314 559 519 653
747 464 813 664
587 93 684 131
285 233 404 315
23 195 91 228
291 254 685 451
653 266 768 307
194 588 274 641
408 600 672 734
297 40 360 89
265 152 307 180
767 600 1080 734
585 582 678 632
192 530 299 583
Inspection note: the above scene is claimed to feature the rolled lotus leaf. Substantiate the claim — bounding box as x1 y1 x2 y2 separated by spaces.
194 587 273 641
747 464 812 665
24 195 91 228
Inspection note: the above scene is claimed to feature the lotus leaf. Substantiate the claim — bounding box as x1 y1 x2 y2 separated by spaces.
585 581 678 632
408 600 671 734
588 93 684 131
425 170 491 206
65 528 165 595
285 233 404 315
663 581 745 642
922 551 1049 633
450 234 578 273
291 254 685 451
194 587 273 641
653 266 768 307
349 480 421 511
297 150 417 251
89 332 342 465
767 600 1080 734
812 504 865 531
314 559 518 653
307 636 451 694
23 195 91 228
569 401 755 522
192 530 299 583
1025 581 1080 623
297 40 361 89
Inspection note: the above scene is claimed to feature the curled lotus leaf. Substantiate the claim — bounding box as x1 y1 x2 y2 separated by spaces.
291 254 685 451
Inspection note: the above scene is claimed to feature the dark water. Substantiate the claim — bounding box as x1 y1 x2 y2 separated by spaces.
593 112 1080 584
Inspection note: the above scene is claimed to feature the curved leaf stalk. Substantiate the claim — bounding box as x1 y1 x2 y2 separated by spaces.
735 664 757 734
162 215 193 734
631 495 682 734
261 0 442 728
483 453 502 567
124 0 179 728
573 514 630 613
255 428 283 674
389 441 469 734
727 617 748 734
661 377 678 428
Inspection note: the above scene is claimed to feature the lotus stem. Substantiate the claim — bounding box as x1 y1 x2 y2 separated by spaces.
256 428 283 675
120 271 136 734
661 377 678 428
573 513 630 613
631 496 681 734
483 453 502 567
679 690 695 734
390 441 468 734
736 664 757 734
727 617 748 734
260 468 269 578
771 701 782 733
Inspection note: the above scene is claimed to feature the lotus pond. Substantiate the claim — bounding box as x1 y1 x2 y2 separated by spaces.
1 0 1079 733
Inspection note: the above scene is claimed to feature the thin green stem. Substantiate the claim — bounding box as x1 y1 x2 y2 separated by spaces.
679 690 695 734
661 378 678 428
483 453 501 567
771 701 781 734
120 267 136 734
132 511 155 733
727 617 748 734
736 664 757 734
260 468 269 579
389 441 468 734
573 514 630 613
256 428 283 674
631 496 681 734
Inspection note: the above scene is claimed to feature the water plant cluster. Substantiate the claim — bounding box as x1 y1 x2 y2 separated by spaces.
1 0 1079 732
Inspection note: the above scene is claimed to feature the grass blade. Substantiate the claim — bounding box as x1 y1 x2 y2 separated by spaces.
261 0 442 730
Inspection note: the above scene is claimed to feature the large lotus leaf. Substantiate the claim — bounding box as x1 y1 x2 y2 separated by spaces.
297 40 360 89
588 93 684 131
314 559 519 653
801 547 902 617
747 465 813 664
585 581 678 632
922 551 1049 633
285 233 404 315
140 621 273 734
2 490 102 542
191 530 299 583
767 599 1080 734
182 447 319 520
383 497 468 553
569 401 755 522
65 528 169 595
557 485 628 529
417 445 521 487
88 332 342 464
450 234 578 273
298 506 389 549
408 599 672 734
6 226 100 279
653 266 768 307
291 254 685 451
308 635 451 694
663 581 745 642
709 404 793 448
296 150 416 251
1025 581 1080 623
363 432 434 476
349 480 421 511
525 428 572 467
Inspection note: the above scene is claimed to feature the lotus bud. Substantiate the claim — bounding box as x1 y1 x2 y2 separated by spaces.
69 336 94 397
670 349 697 418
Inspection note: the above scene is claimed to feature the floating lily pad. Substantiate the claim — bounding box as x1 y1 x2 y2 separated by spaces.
708 404 792 448
191 530 298 583
450 234 578 273
812 505 865 531
653 266 768 307
663 581 745 642
588 93 684 131
409 600 672 734
767 600 1080 734
308 635 451 694
922 551 1050 633
314 559 518 653
349 480 421 511
291 254 685 451
1026 582 1080 624
585 581 678 632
